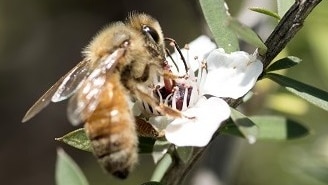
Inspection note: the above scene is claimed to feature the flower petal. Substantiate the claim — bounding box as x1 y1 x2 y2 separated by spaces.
149 116 173 131
168 35 216 75
203 49 263 99
165 97 231 147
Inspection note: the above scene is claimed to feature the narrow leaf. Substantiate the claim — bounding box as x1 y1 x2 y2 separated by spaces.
176 146 193 164
230 108 258 144
266 56 301 72
150 153 173 182
221 116 309 140
55 128 91 152
228 18 267 54
266 73 328 111
56 128 157 154
249 116 309 140
56 148 89 185
249 7 281 20
220 121 244 137
152 140 171 164
199 0 239 52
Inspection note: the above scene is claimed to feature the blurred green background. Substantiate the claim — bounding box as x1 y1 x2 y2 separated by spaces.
1 0 327 185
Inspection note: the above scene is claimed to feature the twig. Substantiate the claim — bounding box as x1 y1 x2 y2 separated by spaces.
161 0 322 184
260 0 322 69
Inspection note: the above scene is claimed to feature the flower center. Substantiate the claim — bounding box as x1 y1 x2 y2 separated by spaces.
156 84 193 111
138 38 207 116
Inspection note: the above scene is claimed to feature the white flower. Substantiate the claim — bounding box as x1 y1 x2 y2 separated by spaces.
137 36 263 147
203 48 263 99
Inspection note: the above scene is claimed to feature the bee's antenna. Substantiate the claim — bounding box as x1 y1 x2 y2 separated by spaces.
165 48 180 73
165 38 188 74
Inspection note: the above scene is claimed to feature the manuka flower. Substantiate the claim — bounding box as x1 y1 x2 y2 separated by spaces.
136 36 263 147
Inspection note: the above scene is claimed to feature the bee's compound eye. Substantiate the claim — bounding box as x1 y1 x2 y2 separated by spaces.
142 25 160 43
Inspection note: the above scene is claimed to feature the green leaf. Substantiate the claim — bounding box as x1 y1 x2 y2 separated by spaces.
176 146 193 164
55 128 92 152
140 182 164 185
228 18 267 54
266 56 301 72
152 140 171 164
249 7 281 20
266 73 328 111
55 148 89 185
277 0 294 18
249 116 309 140
199 0 239 53
56 128 157 154
150 153 173 182
230 108 259 143
220 121 244 137
221 116 309 140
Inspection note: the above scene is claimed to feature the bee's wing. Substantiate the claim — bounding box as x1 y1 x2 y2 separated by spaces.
67 48 125 125
22 59 90 123
51 60 91 102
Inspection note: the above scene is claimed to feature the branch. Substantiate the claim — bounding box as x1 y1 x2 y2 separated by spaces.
161 0 322 184
260 0 322 69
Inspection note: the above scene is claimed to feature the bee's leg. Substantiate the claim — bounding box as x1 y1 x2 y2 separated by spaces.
132 86 183 118
160 70 188 92
135 117 164 138
162 70 187 80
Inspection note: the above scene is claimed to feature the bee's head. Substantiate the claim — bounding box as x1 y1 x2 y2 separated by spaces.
126 13 165 51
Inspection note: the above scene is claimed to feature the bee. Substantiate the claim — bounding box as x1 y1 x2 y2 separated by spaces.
22 13 182 179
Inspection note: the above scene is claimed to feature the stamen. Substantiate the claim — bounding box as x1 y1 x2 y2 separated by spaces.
164 93 173 106
181 87 189 111
199 60 208 96
189 84 197 106
171 86 178 110
196 58 204 88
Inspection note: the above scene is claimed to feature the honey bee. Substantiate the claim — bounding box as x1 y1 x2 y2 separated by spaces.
22 13 182 179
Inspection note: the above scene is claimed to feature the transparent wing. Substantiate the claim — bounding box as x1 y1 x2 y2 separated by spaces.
52 60 91 102
22 59 90 123
67 48 125 125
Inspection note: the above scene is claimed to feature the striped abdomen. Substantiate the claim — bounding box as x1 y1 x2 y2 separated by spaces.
84 74 138 179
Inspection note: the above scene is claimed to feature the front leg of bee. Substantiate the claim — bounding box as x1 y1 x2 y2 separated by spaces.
162 70 187 80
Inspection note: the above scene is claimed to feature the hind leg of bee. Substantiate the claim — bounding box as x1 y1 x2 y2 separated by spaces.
135 117 165 138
